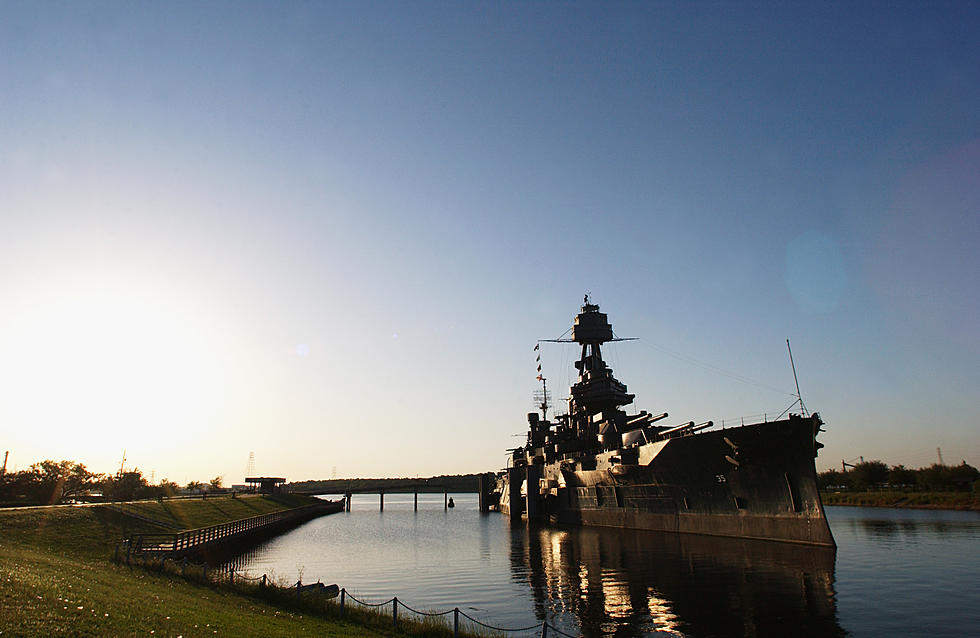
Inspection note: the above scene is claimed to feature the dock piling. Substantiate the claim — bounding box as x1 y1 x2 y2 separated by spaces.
478 474 487 512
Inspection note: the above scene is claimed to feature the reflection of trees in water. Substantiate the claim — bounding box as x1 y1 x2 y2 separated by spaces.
862 519 902 538
510 524 844 638
858 517 960 538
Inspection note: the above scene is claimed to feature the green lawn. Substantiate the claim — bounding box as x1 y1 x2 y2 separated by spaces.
107 493 315 532
0 497 445 637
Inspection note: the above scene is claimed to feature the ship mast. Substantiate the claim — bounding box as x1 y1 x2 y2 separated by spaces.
533 342 549 420
538 376 549 420
568 295 634 421
786 339 808 417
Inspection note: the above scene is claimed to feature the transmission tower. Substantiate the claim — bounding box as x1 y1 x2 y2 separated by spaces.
245 451 256 476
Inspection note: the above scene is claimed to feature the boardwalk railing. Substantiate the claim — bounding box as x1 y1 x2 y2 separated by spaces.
123 500 343 558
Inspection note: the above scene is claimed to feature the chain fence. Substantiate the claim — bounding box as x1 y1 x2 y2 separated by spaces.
118 548 580 636
341 587 579 637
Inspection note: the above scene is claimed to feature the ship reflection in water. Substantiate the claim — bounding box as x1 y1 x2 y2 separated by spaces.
510 524 844 637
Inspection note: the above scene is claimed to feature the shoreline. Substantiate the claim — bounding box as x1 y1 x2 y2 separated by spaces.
0 494 474 636
820 491 980 512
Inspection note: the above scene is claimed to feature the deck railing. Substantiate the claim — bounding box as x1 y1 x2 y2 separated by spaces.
124 500 341 557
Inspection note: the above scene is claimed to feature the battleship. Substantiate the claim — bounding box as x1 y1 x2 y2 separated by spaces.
492 297 835 548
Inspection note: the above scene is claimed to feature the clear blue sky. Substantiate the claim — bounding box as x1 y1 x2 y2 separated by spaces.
1 2 977 483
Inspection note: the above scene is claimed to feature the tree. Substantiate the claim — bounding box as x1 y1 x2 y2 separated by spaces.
103 469 150 502
948 462 980 490
0 460 103 505
888 465 917 488
817 469 849 490
39 460 103 503
917 464 950 490
186 480 204 492
157 479 180 497
849 460 889 490
209 476 224 491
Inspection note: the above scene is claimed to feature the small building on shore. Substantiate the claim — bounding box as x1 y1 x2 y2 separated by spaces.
245 476 286 494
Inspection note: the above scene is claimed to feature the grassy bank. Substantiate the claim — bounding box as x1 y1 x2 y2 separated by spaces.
106 492 316 529
820 490 980 511
0 496 470 636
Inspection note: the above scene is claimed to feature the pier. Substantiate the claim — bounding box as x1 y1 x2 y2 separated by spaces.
123 498 344 560
292 478 488 512
341 484 453 512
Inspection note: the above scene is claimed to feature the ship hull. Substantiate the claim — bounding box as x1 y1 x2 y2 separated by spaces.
498 416 834 547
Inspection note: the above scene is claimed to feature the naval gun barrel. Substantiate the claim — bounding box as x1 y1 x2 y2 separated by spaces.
661 420 715 438
626 412 668 427
660 421 696 435
655 420 714 441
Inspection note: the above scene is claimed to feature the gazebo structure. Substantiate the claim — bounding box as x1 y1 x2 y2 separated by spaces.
245 476 286 494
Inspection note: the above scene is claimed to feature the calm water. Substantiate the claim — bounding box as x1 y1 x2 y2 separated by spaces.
225 495 980 637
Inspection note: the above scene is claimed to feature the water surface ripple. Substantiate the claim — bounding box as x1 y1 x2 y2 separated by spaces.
225 495 980 637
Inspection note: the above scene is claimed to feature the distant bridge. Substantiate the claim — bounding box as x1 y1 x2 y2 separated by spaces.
289 475 495 512
290 481 454 496
291 481 455 511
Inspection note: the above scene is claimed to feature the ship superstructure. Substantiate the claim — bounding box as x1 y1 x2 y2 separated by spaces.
494 297 835 547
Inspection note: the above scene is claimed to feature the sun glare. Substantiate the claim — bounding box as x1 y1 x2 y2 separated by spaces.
0 286 216 459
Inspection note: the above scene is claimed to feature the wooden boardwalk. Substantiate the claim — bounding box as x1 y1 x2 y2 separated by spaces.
125 499 344 558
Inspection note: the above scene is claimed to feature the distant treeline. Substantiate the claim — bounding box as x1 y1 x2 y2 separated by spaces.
818 460 979 492
287 473 487 494
0 459 227 507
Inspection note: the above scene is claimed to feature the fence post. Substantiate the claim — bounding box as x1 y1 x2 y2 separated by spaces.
229 568 234 585
340 588 346 617
392 597 398 627
296 580 301 601
454 607 459 637
541 622 548 637
202 564 207 580
261 574 267 588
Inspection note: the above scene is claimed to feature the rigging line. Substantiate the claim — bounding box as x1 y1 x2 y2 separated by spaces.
775 398 802 421
552 326 572 341
560 341 571 413
640 340 797 397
